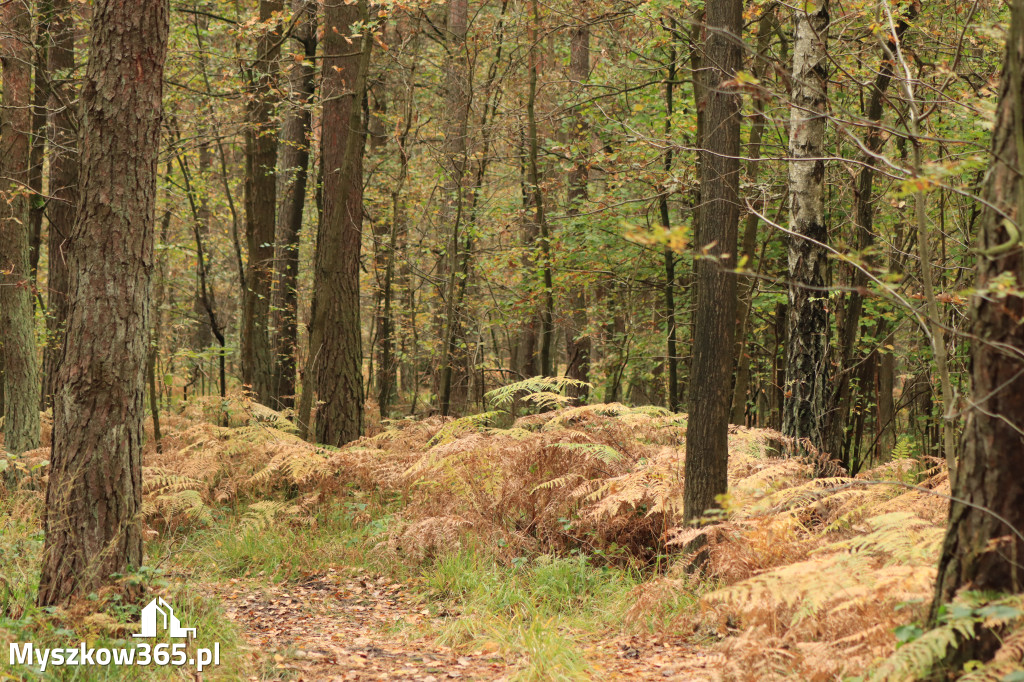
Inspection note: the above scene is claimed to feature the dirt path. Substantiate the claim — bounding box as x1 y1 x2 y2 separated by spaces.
216 569 720 681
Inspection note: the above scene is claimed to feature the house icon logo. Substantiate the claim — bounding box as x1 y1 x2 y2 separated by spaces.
133 597 196 638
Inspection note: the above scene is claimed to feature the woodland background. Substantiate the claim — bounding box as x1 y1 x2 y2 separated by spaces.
3 0 1024 679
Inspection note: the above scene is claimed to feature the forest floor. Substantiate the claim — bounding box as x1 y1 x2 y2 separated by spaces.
212 566 718 681
0 392 978 680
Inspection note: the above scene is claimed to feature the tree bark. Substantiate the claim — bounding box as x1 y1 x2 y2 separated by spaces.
241 0 283 404
661 22 679 412
682 0 742 522
438 0 471 416
27 1 48 290
0 0 42 458
272 0 316 410
41 0 77 410
729 7 775 425
37 0 168 605
931 0 1024 637
782 0 830 454
564 15 591 401
526 0 554 379
302 0 371 445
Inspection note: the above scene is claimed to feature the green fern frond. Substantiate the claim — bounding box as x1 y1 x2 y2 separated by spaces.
553 441 623 464
241 500 302 529
484 376 590 411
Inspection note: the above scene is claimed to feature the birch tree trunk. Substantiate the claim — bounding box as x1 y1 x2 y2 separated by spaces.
782 0 830 455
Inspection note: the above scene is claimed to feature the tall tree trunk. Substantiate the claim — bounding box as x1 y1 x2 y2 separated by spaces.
564 14 591 401
931 0 1024 629
376 47 417 417
527 0 554 378
782 0 830 454
438 0 471 416
682 0 742 522
0 0 42 458
823 5 915 465
729 7 775 425
660 22 679 412
171 131 228 404
37 0 168 605
241 0 283 404
272 0 316 410
41 0 77 409
27 1 49 290
301 0 371 445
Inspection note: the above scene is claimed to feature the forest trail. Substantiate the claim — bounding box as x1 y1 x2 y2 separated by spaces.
215 569 719 681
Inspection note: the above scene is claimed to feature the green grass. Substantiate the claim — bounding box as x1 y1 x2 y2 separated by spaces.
146 495 395 582
2 490 699 681
405 548 647 680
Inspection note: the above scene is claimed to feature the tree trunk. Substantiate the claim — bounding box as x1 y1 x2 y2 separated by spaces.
41 0 77 409
823 5 915 464
661 23 679 412
302 0 371 445
527 0 554 379
241 0 283 404
783 0 830 454
729 7 775 425
931 0 1024 638
564 14 591 400
438 0 471 416
37 0 168 605
272 0 316 410
682 0 742 522
0 0 42 458
28 1 49 290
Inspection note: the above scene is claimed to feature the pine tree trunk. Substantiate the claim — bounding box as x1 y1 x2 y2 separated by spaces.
438 0 471 416
932 0 1024 636
241 0 282 404
41 0 77 409
682 0 742 522
783 0 830 454
303 0 371 445
660 24 679 412
0 0 42 458
37 0 168 605
729 8 775 425
27 1 48 290
564 16 591 401
272 0 316 410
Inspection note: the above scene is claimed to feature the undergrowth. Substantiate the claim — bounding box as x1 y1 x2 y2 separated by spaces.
4 380 1024 679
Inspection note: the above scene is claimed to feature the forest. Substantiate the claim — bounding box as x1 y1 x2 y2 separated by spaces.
2 0 1024 679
